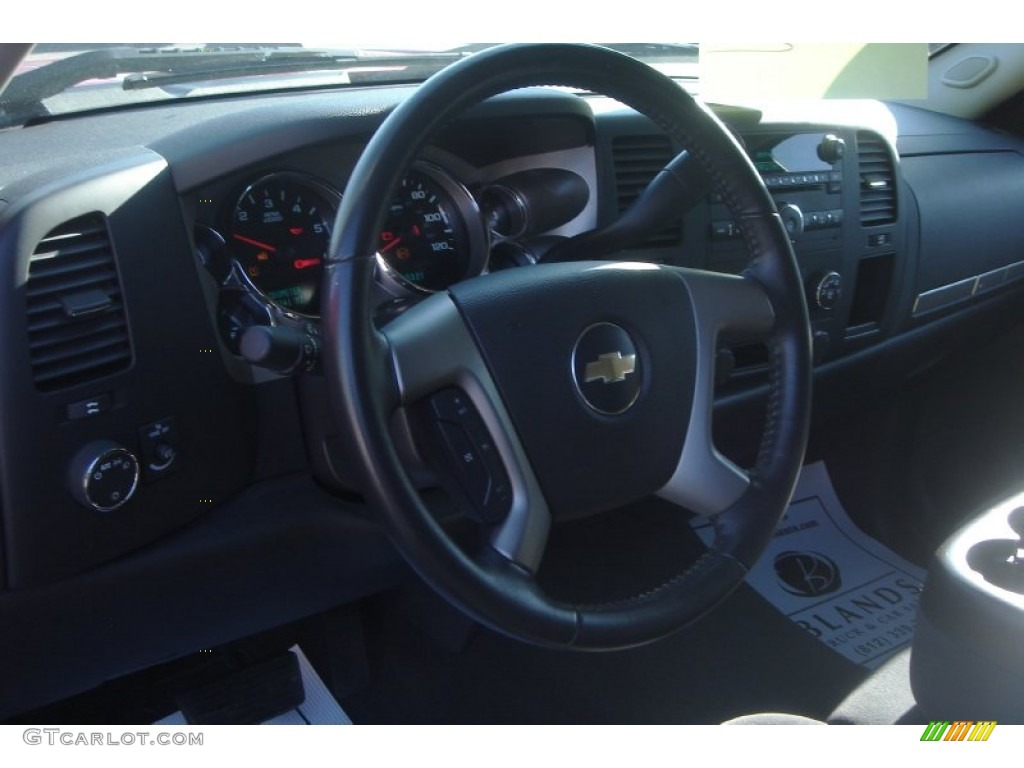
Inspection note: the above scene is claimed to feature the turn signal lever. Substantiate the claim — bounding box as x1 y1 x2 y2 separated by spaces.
540 149 712 263
240 325 320 375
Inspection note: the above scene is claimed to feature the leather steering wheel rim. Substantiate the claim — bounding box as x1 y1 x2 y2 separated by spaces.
322 43 812 650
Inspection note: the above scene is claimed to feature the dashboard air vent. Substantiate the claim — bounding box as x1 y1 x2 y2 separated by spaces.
611 133 683 248
26 214 132 391
857 131 897 226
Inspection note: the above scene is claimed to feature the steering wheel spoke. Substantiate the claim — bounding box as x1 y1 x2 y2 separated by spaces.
677 268 776 340
383 293 551 572
657 269 774 516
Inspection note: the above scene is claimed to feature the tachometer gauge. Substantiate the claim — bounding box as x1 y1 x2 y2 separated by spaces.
376 164 487 294
229 173 339 316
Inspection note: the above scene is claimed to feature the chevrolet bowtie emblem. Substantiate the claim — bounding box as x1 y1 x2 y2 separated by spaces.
584 352 637 384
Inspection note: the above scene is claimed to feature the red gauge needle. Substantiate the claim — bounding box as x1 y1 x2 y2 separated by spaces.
232 234 278 252
379 236 403 253
293 258 321 270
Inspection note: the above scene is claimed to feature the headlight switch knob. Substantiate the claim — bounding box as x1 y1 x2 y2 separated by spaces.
69 440 140 512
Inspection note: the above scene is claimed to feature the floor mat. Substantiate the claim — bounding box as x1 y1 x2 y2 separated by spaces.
154 646 352 725
345 582 867 724
344 492 871 724
692 462 926 670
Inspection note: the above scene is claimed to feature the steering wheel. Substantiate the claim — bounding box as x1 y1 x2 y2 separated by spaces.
322 43 811 650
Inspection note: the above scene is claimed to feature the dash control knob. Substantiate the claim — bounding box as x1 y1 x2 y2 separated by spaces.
778 203 804 240
809 271 843 311
69 440 140 512
817 133 846 165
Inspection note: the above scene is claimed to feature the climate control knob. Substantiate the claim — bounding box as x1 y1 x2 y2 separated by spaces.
809 271 843 311
69 440 140 512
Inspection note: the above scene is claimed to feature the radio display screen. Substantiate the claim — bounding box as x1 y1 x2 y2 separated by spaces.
750 133 832 174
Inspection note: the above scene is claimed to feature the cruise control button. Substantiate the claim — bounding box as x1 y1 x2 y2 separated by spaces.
438 421 493 512
427 388 513 523
429 387 472 422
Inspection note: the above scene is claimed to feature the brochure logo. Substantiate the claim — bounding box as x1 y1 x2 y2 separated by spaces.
920 721 996 742
773 551 842 597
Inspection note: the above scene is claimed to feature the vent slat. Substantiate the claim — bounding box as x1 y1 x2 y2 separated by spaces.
612 151 677 163
27 305 121 332
27 273 120 302
26 214 132 391
617 171 667 183
857 131 897 226
28 315 128 351
31 236 112 262
30 330 131 367
38 219 108 239
611 133 683 248
28 250 115 279
32 349 133 388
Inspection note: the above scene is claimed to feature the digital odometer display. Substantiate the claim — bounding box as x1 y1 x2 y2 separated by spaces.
229 174 337 316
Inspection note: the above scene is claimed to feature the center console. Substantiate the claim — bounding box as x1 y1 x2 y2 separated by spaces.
706 125 904 380
911 494 1024 721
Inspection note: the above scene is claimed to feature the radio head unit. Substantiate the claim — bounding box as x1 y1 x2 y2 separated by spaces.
711 129 848 246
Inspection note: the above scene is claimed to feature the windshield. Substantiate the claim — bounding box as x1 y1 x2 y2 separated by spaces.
0 43 700 128
0 42 936 129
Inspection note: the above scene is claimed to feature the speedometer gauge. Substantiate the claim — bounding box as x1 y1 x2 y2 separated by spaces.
229 173 339 316
376 164 487 293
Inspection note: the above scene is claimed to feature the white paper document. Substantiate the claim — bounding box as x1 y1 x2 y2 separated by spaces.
692 462 926 669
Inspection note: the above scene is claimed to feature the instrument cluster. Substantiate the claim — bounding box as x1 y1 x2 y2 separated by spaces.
194 159 590 372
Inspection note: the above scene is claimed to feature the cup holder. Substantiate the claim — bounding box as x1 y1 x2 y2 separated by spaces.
910 495 1024 721
966 538 1024 593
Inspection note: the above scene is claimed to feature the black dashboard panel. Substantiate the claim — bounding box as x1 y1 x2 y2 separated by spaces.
0 151 257 589
0 89 606 590
3 77 1024 715
903 152 1024 294
2 87 1023 585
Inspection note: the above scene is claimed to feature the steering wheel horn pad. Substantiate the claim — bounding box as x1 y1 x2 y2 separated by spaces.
448 261 696 523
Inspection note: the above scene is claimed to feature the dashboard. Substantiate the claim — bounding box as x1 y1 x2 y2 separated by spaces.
2 78 1024 717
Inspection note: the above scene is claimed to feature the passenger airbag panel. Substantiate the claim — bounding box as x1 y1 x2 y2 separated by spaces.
903 152 1024 293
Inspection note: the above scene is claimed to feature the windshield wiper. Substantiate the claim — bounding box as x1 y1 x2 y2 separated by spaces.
0 43 700 128
600 43 699 61
0 45 468 125
120 47 468 91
